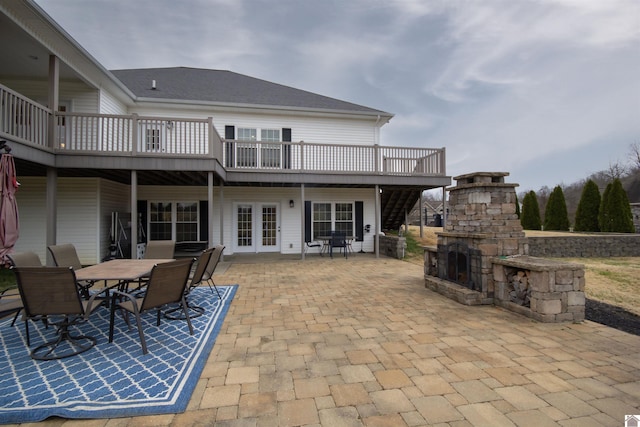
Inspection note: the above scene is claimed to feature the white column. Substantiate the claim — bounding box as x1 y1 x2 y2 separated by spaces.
375 185 380 258
130 170 137 259
208 172 214 245
45 167 57 265
301 184 305 260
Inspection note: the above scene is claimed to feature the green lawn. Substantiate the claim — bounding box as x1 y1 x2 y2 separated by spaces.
0 268 16 293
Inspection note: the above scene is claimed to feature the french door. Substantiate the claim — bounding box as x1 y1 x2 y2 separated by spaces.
233 202 280 253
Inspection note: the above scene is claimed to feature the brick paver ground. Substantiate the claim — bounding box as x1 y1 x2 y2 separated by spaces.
24 255 640 426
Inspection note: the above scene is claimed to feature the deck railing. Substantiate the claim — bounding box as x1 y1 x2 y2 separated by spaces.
0 85 50 147
54 113 218 157
223 140 446 175
0 84 445 176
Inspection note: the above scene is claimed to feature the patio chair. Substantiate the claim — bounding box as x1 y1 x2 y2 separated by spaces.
47 243 96 298
7 251 43 268
0 288 23 327
108 257 195 355
304 240 322 254
143 240 175 259
3 251 43 328
202 245 224 299
165 247 214 320
13 266 101 360
47 243 82 270
330 231 348 259
129 240 176 292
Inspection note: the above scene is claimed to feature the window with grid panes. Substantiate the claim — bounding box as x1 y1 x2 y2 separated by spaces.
237 128 257 167
176 202 198 241
237 204 253 246
149 202 172 240
260 129 281 168
312 203 332 240
145 128 161 151
335 203 353 235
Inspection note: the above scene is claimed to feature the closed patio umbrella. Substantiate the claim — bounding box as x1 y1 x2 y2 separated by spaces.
0 150 20 266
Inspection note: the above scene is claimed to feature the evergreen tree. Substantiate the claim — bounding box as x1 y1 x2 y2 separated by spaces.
544 186 570 231
520 191 541 230
599 183 612 231
607 178 635 232
515 193 520 219
574 180 601 232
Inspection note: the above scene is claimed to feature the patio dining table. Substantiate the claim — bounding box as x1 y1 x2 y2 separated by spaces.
75 259 173 291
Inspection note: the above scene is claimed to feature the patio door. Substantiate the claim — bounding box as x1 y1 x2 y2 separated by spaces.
233 202 280 253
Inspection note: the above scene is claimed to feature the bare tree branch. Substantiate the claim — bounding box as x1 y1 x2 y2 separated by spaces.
605 160 628 181
628 142 640 170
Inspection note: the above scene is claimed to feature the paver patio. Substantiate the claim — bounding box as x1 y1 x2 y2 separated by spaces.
23 255 640 426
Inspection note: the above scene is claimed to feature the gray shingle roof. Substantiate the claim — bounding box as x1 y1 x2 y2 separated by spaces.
111 67 392 117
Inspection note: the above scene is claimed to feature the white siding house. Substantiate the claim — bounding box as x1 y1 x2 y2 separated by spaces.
1 0 450 265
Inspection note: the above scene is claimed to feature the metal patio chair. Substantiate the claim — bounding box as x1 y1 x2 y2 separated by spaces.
48 243 111 304
304 240 322 254
143 240 175 259
47 243 83 270
202 245 224 299
7 251 43 268
4 251 43 329
13 266 101 360
130 240 176 292
329 231 348 259
47 243 98 298
108 258 195 355
0 288 23 329
165 247 214 319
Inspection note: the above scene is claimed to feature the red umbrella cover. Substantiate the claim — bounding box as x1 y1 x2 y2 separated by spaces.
0 153 20 265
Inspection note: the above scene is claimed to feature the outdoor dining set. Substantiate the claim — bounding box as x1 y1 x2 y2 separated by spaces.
306 231 355 258
0 241 225 360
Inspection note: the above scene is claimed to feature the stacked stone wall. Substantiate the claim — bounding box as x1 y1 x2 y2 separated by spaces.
492 256 585 323
630 203 640 233
527 235 640 257
378 235 406 259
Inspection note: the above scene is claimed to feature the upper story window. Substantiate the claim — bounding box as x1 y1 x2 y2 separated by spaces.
139 120 164 152
238 128 257 141
237 128 257 167
236 127 282 168
225 126 291 169
261 129 280 142
146 129 161 151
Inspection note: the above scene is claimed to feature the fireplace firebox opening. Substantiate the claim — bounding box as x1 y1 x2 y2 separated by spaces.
437 242 482 291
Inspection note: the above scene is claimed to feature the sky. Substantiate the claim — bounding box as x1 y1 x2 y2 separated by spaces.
35 0 640 193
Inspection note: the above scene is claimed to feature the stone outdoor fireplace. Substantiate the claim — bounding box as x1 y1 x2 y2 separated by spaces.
424 172 585 323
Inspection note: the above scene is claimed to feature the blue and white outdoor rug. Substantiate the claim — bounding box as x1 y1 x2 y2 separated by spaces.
0 285 237 423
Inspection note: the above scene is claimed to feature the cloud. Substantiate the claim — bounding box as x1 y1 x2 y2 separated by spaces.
35 0 640 192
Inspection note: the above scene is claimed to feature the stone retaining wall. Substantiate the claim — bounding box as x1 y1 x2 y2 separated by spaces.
527 234 640 257
378 235 406 259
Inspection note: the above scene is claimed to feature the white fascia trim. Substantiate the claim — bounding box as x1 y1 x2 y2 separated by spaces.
134 97 394 122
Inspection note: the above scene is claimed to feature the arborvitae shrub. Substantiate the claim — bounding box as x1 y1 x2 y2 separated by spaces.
574 179 601 232
599 183 612 231
607 178 635 233
544 185 570 231
520 191 541 230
